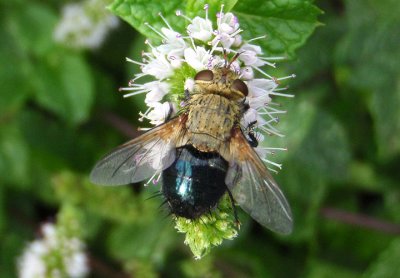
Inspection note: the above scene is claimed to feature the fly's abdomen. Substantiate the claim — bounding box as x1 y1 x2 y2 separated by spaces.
161 146 228 219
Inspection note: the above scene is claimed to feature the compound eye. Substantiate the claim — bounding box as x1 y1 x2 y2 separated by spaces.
194 70 214 81
232 79 248 96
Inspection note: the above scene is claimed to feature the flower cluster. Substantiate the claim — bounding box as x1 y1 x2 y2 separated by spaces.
121 5 294 171
175 196 238 259
17 223 89 278
54 0 118 50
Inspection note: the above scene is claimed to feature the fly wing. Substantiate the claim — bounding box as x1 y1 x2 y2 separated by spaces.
90 116 187 185
225 128 293 234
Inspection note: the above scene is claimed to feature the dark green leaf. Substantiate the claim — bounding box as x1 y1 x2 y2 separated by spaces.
293 110 351 183
109 0 236 39
0 123 29 186
335 0 400 160
109 0 321 57
307 259 360 278
0 12 32 118
107 219 176 263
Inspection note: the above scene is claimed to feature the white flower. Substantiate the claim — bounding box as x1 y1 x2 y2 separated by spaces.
146 102 172 125
54 0 118 50
245 79 276 109
233 34 242 47
187 17 214 42
241 66 254 80
239 44 266 67
219 32 237 49
18 223 89 278
156 27 187 57
18 241 47 278
184 78 195 92
142 52 174 80
122 5 294 173
144 81 170 106
217 12 239 34
243 108 258 126
184 47 211 71
247 78 278 98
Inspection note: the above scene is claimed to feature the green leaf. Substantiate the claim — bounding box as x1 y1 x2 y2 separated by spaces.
0 233 28 278
273 108 350 242
107 219 176 264
0 123 29 186
307 259 360 278
52 171 158 224
185 0 237 18
109 0 321 57
335 0 400 160
233 0 322 57
0 10 32 119
363 238 400 278
0 186 4 233
262 92 318 159
109 0 236 39
33 52 94 125
277 161 326 242
108 0 184 38
293 110 351 183
8 2 57 56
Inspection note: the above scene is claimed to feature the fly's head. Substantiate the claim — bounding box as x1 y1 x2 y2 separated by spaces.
192 67 248 101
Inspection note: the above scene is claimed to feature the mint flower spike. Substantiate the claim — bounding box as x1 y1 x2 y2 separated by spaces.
17 222 89 278
119 4 296 257
54 0 119 50
175 196 239 260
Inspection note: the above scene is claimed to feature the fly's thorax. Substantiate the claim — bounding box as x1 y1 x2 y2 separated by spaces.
183 67 249 153
186 93 242 152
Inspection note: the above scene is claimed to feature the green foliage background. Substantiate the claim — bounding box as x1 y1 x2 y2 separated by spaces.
1 0 399 277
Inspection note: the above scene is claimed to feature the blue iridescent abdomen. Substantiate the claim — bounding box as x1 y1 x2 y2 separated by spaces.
162 146 228 219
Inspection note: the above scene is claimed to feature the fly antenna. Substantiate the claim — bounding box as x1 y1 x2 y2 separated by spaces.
226 51 244 70
223 48 228 68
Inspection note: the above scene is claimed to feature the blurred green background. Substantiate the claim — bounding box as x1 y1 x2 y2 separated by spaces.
1 0 399 277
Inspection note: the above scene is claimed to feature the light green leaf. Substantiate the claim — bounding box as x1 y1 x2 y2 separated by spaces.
33 52 94 125
233 0 322 57
363 238 400 278
52 171 157 224
8 2 57 56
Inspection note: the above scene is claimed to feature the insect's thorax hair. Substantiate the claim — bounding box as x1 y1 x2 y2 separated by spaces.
183 68 246 153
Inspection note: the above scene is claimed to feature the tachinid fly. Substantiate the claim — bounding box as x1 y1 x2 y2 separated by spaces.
90 61 293 234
